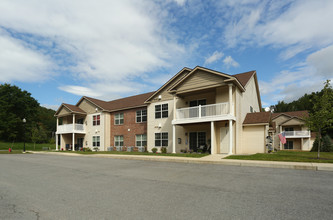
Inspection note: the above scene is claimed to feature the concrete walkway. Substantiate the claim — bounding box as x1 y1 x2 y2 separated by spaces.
30 151 333 172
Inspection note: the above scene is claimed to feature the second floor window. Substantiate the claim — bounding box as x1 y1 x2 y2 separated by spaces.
155 104 168 119
93 115 100 126
115 113 124 125
136 109 147 123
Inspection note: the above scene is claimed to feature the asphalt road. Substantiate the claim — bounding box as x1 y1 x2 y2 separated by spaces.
0 154 332 220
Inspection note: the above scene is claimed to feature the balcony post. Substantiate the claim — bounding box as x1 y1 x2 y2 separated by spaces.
72 114 75 132
199 105 201 118
229 119 233 154
56 133 58 151
228 84 233 115
173 95 177 119
72 132 75 152
172 125 176 153
211 121 215 154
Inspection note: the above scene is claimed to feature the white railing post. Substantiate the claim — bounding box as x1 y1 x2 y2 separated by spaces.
199 105 201 118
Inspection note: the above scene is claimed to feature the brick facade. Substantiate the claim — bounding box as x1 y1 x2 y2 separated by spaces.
110 107 147 150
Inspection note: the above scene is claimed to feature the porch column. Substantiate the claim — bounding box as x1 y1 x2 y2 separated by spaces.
211 121 215 154
56 134 58 151
172 125 176 153
229 119 233 155
228 84 233 115
72 133 75 151
173 95 177 119
279 126 282 150
72 114 75 132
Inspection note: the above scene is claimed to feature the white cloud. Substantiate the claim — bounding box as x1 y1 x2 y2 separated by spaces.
173 0 187 6
307 44 333 78
0 30 53 82
58 86 102 97
204 51 224 64
223 56 239 68
222 0 333 58
0 0 185 96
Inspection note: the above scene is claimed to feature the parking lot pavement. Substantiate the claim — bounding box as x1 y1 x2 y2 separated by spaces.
1 154 333 219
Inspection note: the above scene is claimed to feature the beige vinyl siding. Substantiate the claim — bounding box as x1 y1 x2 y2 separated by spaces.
240 76 260 123
78 99 100 114
281 118 305 126
149 70 189 103
57 107 70 116
174 70 227 93
242 125 265 154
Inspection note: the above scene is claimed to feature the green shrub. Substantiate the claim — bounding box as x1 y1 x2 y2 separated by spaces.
151 147 157 153
83 147 92 152
311 135 333 152
161 147 167 153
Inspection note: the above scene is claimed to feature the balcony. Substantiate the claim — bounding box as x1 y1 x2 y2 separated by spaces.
56 124 85 134
284 131 310 138
173 102 235 124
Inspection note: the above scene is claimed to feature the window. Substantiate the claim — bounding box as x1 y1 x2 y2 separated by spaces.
114 136 123 147
115 113 124 125
93 115 100 126
155 132 168 147
136 109 147 123
284 141 293 150
136 134 147 147
155 104 168 119
189 99 206 107
93 136 100 147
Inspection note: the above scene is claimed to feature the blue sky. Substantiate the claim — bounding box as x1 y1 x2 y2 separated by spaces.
1 0 332 110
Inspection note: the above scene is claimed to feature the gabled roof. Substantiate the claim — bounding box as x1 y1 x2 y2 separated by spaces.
145 67 192 103
243 112 271 125
77 92 155 112
54 103 86 116
168 66 246 92
233 70 256 88
104 92 155 112
272 110 309 120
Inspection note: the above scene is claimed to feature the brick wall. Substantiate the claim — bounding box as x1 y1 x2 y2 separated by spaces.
110 107 147 148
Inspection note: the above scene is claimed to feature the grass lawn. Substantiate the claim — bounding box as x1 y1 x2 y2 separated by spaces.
57 150 209 158
226 151 333 163
0 141 55 151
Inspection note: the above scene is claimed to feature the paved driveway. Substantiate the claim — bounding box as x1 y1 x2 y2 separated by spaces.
0 154 332 220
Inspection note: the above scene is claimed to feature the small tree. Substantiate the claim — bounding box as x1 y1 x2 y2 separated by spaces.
306 80 333 158
31 126 40 150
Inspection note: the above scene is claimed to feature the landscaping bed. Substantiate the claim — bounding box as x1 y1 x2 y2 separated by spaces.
225 151 333 163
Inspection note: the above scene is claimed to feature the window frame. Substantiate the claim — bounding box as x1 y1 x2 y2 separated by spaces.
136 109 147 123
92 114 101 126
92 136 100 147
155 132 168 147
115 113 124 125
136 134 147 147
114 135 124 147
155 103 168 119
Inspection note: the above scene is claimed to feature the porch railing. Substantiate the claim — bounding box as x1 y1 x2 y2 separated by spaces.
176 102 229 120
284 130 310 137
57 123 85 133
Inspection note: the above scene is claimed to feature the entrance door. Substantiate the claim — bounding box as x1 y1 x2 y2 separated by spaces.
220 127 229 153
189 132 197 151
77 138 84 150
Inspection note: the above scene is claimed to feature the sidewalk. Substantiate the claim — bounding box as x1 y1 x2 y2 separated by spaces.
31 151 333 172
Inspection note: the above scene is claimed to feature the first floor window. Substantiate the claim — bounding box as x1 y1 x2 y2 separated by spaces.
136 134 147 147
155 132 168 147
155 104 168 118
136 109 147 123
93 115 100 126
284 141 293 149
114 135 123 147
115 113 124 125
93 136 100 147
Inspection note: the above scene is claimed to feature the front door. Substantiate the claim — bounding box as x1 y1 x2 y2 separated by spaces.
220 127 229 153
189 132 197 151
77 138 84 150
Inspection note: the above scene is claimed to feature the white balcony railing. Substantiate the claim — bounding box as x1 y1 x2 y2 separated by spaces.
284 131 310 138
176 102 229 120
57 123 85 134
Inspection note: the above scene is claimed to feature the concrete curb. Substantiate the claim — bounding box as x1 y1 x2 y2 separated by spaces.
29 151 333 172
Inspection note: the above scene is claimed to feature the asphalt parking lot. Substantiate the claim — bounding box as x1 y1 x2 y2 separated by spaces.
1 154 333 219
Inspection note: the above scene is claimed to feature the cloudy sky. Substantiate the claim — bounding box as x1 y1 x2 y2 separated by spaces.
0 0 332 109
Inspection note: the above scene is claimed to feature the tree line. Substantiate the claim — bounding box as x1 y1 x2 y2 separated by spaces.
0 84 56 144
